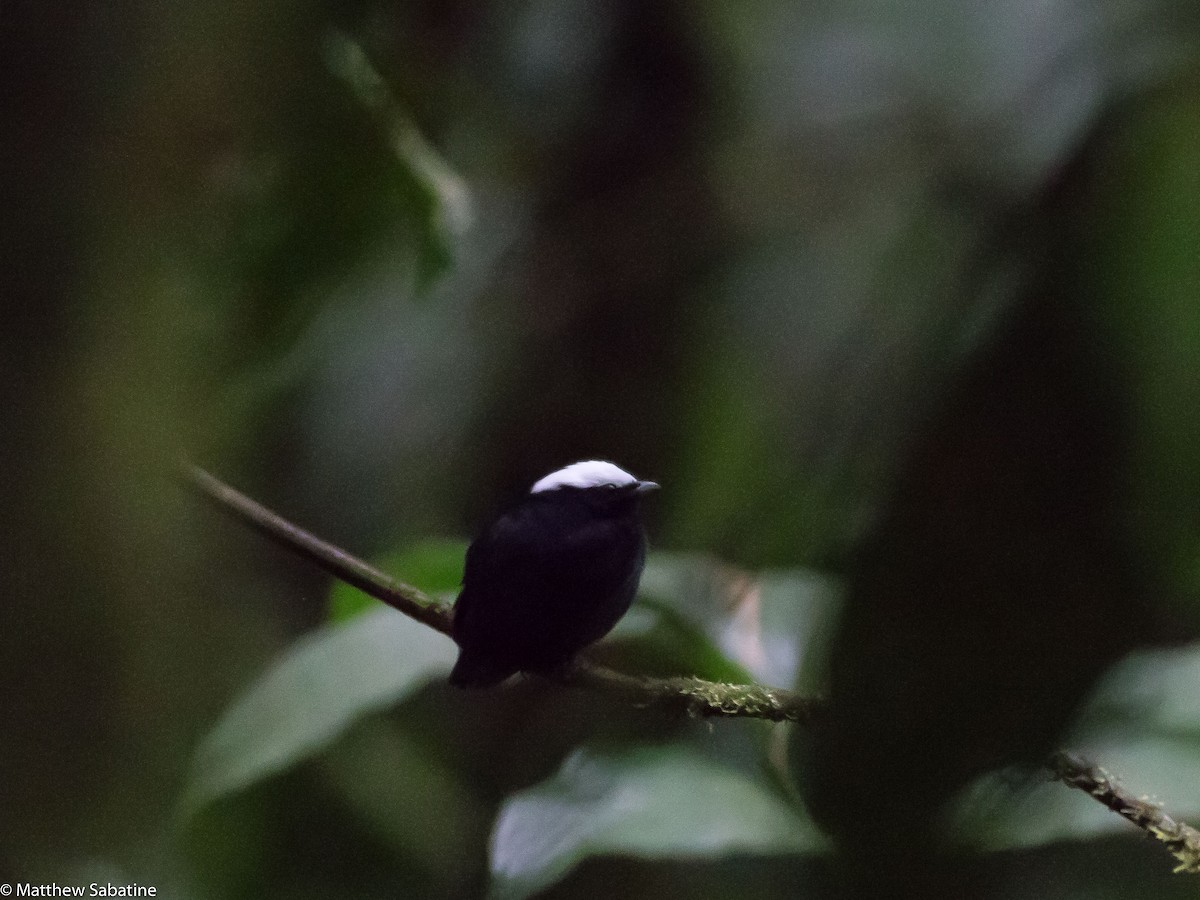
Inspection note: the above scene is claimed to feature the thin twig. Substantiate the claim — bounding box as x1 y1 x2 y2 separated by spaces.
184 464 825 723
1052 750 1200 874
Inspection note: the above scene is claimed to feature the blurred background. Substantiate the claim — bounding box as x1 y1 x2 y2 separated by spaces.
5 0 1200 897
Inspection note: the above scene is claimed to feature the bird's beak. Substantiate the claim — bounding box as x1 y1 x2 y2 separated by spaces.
635 480 660 495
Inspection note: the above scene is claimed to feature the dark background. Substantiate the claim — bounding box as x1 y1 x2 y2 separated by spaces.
4 1 1200 897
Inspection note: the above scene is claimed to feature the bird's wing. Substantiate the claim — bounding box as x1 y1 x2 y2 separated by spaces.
461 506 544 586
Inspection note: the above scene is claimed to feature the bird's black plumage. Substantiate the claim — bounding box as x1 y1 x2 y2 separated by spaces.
449 462 655 687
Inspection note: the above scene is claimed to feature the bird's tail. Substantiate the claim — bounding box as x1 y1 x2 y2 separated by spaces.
448 651 518 688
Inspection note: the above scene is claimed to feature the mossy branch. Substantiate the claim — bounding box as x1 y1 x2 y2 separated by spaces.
1052 750 1200 874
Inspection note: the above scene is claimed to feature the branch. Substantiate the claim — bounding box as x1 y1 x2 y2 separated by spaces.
560 664 825 723
185 464 825 724
186 465 452 634
1051 750 1200 874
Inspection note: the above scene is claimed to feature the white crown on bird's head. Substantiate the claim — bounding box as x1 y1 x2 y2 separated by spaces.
531 461 648 494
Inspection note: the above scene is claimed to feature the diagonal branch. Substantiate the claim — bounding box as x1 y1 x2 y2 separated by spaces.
187 464 453 634
1052 750 1200 874
185 464 825 724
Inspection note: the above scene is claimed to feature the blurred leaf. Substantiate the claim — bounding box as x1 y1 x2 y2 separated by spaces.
638 553 842 689
951 643 1200 850
329 538 466 622
1086 85 1200 616
611 598 756 684
322 717 484 896
182 608 454 816
488 744 824 900
323 31 472 289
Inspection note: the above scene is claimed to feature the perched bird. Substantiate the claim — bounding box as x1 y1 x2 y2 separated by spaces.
449 460 659 688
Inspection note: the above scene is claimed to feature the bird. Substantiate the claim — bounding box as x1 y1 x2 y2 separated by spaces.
449 460 659 688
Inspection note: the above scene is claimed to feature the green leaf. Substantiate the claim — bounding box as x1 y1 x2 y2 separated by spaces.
638 553 842 689
604 554 755 683
951 643 1200 850
321 718 484 895
488 744 825 900
1086 88 1200 617
182 607 455 816
612 598 756 684
323 31 471 289
328 538 466 622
